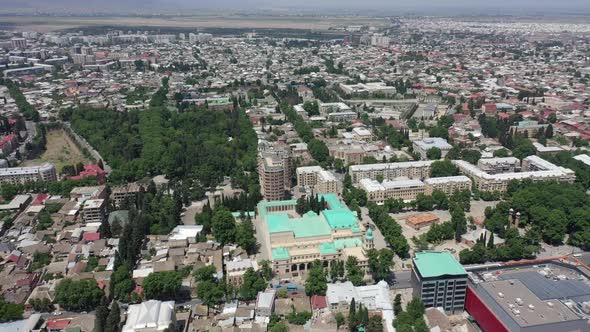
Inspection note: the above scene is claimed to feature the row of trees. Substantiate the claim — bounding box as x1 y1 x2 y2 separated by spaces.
194 204 257 254
368 204 410 258
0 79 40 121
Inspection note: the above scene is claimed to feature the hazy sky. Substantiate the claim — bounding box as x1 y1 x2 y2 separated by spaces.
5 0 590 15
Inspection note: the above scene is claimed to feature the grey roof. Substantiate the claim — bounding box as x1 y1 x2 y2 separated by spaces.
498 271 590 300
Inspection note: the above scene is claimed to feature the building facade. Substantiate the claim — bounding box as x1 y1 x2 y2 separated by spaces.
258 148 292 201
350 160 434 184
296 166 340 195
0 163 57 184
411 251 468 314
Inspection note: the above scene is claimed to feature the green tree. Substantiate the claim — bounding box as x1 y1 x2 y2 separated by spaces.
305 260 328 296
367 315 383 332
55 279 103 311
143 271 182 301
211 208 236 245
426 147 442 160
106 301 121 332
236 217 257 254
0 298 23 322
394 294 402 315
430 160 459 177
260 260 273 281
239 268 267 301
346 256 364 286
367 249 394 281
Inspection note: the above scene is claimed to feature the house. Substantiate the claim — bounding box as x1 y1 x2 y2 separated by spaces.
122 300 176 332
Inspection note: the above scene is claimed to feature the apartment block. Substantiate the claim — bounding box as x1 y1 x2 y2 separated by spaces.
258 147 292 201
0 163 57 184
411 251 468 314
82 199 106 224
424 176 472 196
111 182 142 207
349 160 434 184
359 178 425 204
296 166 340 195
477 157 521 174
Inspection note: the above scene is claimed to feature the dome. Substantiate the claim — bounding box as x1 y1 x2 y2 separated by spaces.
365 228 374 240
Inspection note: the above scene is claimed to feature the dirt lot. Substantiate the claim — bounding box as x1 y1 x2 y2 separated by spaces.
22 129 91 171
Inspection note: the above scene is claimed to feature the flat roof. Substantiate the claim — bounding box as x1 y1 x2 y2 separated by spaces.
413 251 467 278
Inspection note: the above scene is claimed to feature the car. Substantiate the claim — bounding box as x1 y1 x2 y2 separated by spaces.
290 291 298 295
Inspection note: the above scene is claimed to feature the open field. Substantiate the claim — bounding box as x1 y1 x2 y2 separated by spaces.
22 129 91 172
0 15 389 32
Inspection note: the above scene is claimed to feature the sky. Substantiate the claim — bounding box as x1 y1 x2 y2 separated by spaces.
4 0 590 15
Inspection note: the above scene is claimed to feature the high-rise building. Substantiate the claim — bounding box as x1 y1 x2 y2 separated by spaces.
411 251 468 314
258 148 292 201
10 38 26 50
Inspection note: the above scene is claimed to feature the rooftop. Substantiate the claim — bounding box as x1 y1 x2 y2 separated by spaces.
413 251 467 278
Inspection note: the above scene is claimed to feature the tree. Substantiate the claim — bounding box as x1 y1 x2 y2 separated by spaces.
406 297 425 320
335 312 346 329
0 298 23 322
288 310 312 325
426 147 441 160
394 294 402 315
211 208 236 245
106 301 121 332
346 256 364 286
94 298 109 332
545 124 554 138
260 260 273 281
240 268 266 301
236 217 257 254
29 298 53 312
367 249 394 281
270 321 288 332
305 260 328 296
55 279 103 311
367 315 384 332
451 208 467 242
430 160 459 177
99 220 112 239
143 271 182 301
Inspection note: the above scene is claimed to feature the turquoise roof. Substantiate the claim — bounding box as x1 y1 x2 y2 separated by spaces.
266 212 331 238
319 242 338 255
365 228 374 240
413 251 467 278
334 237 363 249
322 209 358 230
272 247 291 260
231 211 255 219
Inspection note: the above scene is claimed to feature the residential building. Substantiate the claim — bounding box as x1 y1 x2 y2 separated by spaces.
296 166 340 195
82 199 106 223
0 163 57 184
122 300 176 332
359 178 425 204
413 138 453 160
111 182 142 207
226 257 259 286
349 160 434 184
453 156 575 192
510 121 548 137
258 147 292 201
424 176 472 196
326 281 394 332
257 193 372 278
255 289 276 317
411 251 468 314
329 144 366 165
477 157 521 174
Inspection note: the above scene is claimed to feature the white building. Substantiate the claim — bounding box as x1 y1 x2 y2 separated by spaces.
0 163 57 184
122 300 176 332
413 138 453 160
326 281 394 332
296 166 340 195
168 225 203 243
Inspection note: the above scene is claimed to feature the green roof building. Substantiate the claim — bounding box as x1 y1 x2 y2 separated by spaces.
257 193 372 278
411 251 468 314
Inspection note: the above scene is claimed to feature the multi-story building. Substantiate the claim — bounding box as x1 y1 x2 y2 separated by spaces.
424 176 472 196
257 193 372 278
11 38 26 50
329 144 366 165
454 156 575 193
411 251 468 314
0 163 57 184
509 120 548 137
349 160 434 184
413 138 453 160
360 178 425 204
226 257 259 286
296 166 340 195
258 148 292 201
477 157 521 174
111 182 142 207
82 198 106 224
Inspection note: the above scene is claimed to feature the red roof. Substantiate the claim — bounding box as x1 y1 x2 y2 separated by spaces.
498 113 510 119
83 232 100 241
46 318 71 329
311 295 327 309
0 134 15 148
69 164 106 183
32 193 49 205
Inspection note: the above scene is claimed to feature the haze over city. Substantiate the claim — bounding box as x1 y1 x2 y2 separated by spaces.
0 1 590 332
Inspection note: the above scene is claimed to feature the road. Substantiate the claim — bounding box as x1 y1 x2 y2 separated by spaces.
391 270 413 289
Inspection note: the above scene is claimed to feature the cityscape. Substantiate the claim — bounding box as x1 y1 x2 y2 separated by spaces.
1 1 590 332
